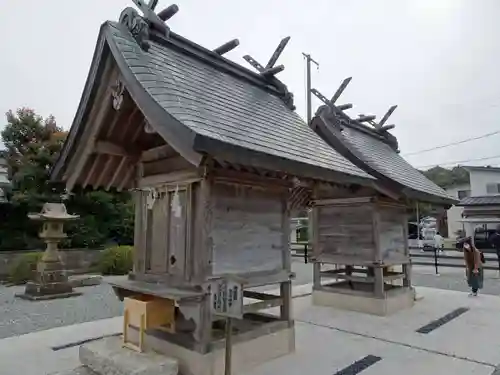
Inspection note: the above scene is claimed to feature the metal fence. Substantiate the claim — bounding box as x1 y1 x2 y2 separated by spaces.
410 248 500 274
290 243 500 275
290 242 309 263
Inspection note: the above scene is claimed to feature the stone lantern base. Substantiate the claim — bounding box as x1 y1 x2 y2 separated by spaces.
16 257 81 301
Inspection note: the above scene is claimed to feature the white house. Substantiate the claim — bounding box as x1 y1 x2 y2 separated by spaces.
445 166 500 237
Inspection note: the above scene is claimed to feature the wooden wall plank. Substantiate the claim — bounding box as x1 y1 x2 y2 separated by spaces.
133 190 146 273
211 182 285 276
316 204 375 260
150 195 169 273
168 189 187 277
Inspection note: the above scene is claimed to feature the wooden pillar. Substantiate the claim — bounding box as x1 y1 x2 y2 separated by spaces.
403 263 412 287
402 211 412 287
373 267 385 298
372 208 384 297
311 196 321 289
280 196 292 323
133 190 145 274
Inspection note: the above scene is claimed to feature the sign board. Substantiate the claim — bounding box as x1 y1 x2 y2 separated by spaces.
209 278 244 319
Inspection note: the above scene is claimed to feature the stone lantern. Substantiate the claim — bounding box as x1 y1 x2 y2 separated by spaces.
17 203 81 300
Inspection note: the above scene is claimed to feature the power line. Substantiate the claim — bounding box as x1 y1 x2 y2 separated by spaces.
403 130 500 157
415 153 500 169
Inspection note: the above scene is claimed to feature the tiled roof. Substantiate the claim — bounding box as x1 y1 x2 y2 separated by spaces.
457 196 500 206
310 105 457 205
52 6 457 206
105 22 373 182
341 126 456 203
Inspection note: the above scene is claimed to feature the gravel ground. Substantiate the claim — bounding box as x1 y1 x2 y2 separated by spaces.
0 260 312 340
0 282 123 339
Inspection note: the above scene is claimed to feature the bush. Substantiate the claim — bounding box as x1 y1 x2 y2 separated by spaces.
8 252 43 284
98 245 133 275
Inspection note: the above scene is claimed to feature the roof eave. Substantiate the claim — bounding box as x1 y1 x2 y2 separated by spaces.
192 134 375 187
51 25 111 182
401 187 458 208
310 113 457 207
52 22 206 184
103 23 203 166
310 113 404 198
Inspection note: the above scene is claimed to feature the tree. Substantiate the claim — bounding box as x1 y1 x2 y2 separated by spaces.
0 108 133 250
420 166 469 188
2 108 66 206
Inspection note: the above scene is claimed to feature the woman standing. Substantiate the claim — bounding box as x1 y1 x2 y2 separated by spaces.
463 238 483 296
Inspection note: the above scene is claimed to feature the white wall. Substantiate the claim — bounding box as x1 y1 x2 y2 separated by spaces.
445 183 470 238
446 168 500 238
469 169 500 196
0 158 8 185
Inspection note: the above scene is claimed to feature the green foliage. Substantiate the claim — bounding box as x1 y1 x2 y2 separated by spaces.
8 251 43 284
0 108 134 250
420 166 469 188
98 245 134 275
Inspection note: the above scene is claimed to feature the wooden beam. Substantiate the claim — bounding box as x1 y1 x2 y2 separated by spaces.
117 163 135 192
261 65 284 77
337 103 353 111
106 157 128 190
137 170 202 188
105 100 125 137
357 114 376 122
94 155 115 189
213 168 292 189
213 39 240 55
330 77 352 104
143 155 192 176
66 62 116 191
378 105 398 127
130 118 144 143
82 155 101 189
380 124 396 132
265 36 290 69
120 107 139 142
141 144 176 162
157 4 179 21
94 140 127 157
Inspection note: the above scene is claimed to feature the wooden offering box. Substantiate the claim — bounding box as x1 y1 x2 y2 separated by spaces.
123 295 175 352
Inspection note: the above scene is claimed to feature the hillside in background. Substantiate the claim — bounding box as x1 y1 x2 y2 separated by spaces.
420 166 469 189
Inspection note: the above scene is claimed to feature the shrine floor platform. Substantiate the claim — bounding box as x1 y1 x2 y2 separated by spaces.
2 285 500 375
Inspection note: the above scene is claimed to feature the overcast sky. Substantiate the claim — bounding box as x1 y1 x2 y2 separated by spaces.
1 0 499 170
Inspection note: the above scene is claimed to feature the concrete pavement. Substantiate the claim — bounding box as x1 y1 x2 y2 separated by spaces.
2 284 500 375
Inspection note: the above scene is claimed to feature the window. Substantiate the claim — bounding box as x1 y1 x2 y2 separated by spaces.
486 183 500 195
457 190 471 200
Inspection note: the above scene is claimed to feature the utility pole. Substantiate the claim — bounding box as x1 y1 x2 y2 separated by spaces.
302 53 319 124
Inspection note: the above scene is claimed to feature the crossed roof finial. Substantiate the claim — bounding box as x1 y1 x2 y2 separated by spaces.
119 1 179 51
312 78 397 132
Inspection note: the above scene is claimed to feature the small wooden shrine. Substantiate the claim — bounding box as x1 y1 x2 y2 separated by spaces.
50 1 456 373
307 83 457 315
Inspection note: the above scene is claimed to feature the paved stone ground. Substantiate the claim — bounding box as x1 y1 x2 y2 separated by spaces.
3 286 500 375
412 271 500 296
